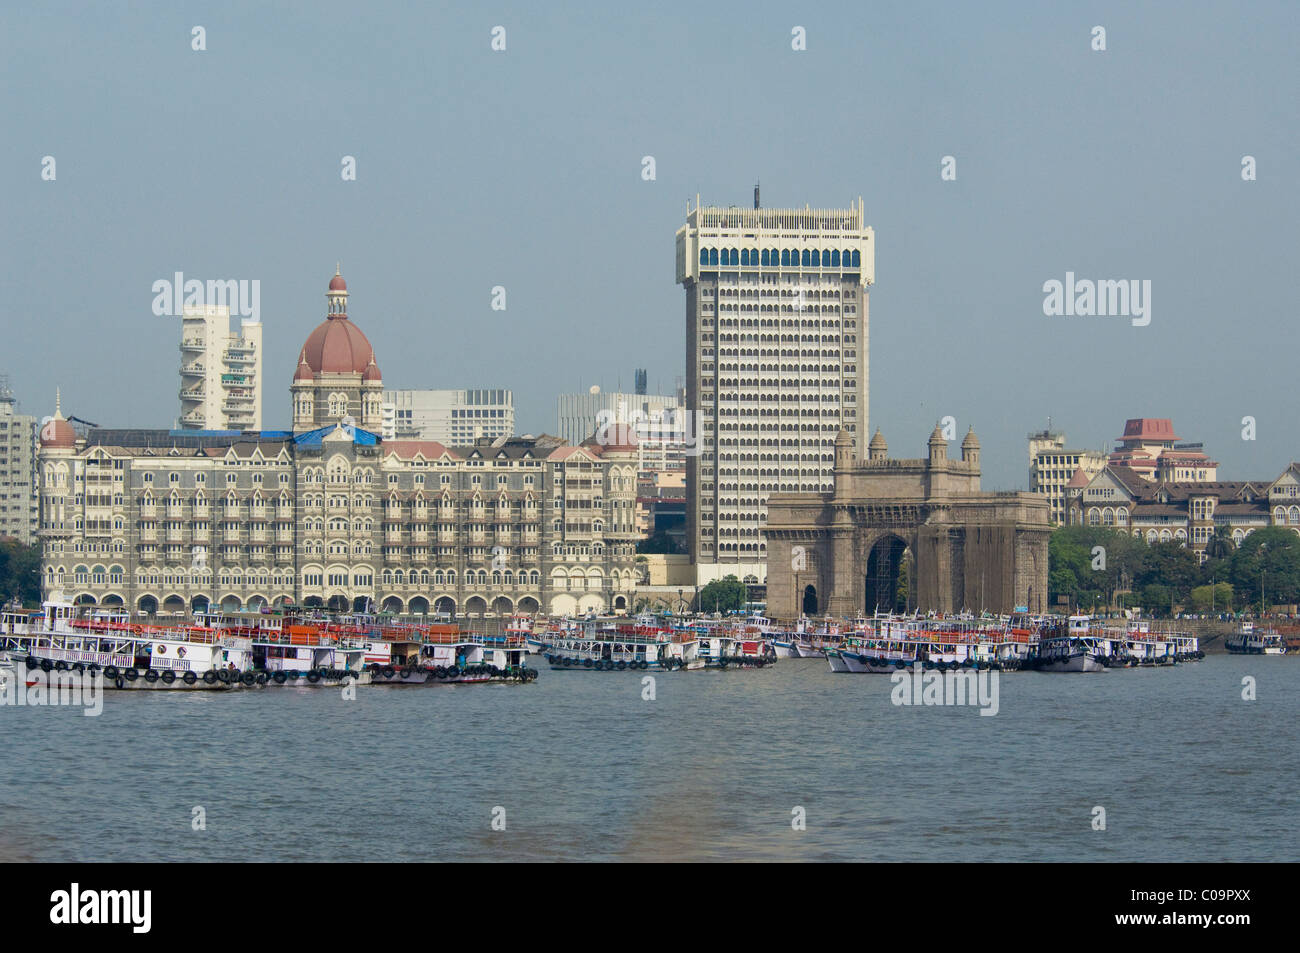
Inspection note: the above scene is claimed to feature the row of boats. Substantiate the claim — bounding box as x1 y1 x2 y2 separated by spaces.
0 598 537 692
2 596 1285 693
526 608 1209 675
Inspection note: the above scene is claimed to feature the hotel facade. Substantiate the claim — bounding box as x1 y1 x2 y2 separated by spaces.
676 195 875 586
37 272 639 617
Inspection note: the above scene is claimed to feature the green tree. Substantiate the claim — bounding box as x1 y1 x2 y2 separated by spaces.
1190 582 1233 612
894 555 910 612
1133 541 1200 610
1227 527 1300 608
695 574 747 614
1048 526 1145 608
0 540 41 607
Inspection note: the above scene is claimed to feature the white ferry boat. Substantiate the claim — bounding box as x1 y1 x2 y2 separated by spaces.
355 635 431 684
1035 616 1109 672
545 619 704 671
693 623 778 669
419 624 538 683
1225 623 1286 655
828 615 1031 673
251 624 370 686
776 617 843 659
1 598 258 690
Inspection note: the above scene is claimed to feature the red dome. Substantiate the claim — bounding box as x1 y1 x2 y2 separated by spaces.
299 271 377 376
40 415 77 449
301 316 377 375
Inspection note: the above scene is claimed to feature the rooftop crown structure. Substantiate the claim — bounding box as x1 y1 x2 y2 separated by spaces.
291 268 384 434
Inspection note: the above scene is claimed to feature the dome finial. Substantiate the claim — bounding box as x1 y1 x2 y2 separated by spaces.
55 386 61 417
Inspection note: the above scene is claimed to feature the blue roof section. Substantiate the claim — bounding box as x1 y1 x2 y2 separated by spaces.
292 424 381 447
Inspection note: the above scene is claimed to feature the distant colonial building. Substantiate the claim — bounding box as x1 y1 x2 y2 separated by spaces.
1107 418 1217 482
0 381 38 543
38 271 639 618
765 426 1050 619
1027 428 1107 525
381 389 514 443
1067 463 1300 560
178 304 263 431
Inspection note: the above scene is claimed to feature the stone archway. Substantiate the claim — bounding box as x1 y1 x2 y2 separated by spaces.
865 534 909 614
802 584 818 615
326 595 348 612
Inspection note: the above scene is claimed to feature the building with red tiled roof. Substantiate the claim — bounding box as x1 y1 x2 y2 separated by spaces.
1108 417 1218 483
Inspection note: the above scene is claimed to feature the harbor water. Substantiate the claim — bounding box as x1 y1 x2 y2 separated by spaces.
1 654 1295 862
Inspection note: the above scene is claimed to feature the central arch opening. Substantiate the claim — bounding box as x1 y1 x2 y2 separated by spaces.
802 584 818 615
865 535 911 613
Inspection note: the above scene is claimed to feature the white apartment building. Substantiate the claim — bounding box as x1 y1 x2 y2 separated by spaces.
557 387 687 475
0 382 38 543
676 196 875 585
178 305 263 431
382 389 514 444
1027 429 1107 525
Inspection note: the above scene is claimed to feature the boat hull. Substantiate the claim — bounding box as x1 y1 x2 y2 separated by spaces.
19 667 249 691
368 668 430 685
1037 654 1106 673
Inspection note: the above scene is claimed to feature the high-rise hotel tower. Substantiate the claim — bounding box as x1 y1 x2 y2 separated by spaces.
676 194 874 585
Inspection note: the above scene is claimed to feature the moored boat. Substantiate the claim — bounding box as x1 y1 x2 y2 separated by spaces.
1 597 262 690
1225 623 1286 655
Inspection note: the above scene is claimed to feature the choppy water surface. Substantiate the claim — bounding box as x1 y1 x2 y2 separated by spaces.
1 655 1295 861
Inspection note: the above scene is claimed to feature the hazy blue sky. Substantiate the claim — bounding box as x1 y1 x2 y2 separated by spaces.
2 1 1296 488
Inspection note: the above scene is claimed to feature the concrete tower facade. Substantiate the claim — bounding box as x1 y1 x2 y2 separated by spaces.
178 305 262 431
676 196 874 585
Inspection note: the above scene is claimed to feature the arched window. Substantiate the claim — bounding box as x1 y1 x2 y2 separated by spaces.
709 248 718 266
781 249 790 266
831 249 840 266
851 250 861 267
699 247 708 265
760 249 769 266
